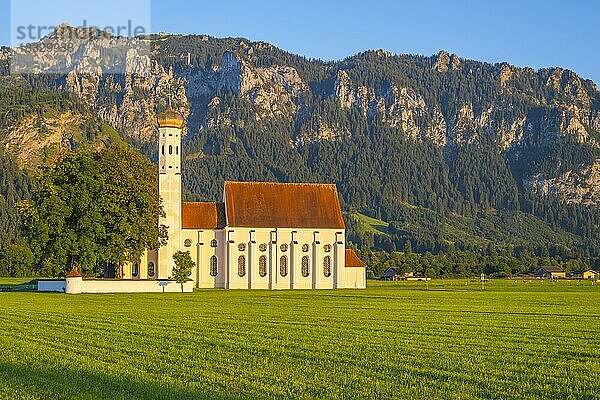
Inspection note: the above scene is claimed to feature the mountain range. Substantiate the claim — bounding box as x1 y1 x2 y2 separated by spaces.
1 24 599 268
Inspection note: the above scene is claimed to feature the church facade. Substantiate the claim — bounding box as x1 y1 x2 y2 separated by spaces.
122 107 366 289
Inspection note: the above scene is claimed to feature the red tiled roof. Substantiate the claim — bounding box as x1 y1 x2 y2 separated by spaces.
66 266 82 278
182 202 226 229
345 249 366 268
224 181 345 229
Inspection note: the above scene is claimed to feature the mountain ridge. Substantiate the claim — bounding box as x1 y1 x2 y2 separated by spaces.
0 26 598 268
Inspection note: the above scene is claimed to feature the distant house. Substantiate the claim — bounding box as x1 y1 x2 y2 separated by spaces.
535 266 566 280
384 267 401 281
384 268 429 281
571 269 598 280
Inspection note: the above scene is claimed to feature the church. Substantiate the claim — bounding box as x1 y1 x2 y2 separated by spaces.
121 106 366 289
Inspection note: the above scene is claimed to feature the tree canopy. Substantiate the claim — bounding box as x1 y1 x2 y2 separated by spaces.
17 145 166 277
172 250 194 292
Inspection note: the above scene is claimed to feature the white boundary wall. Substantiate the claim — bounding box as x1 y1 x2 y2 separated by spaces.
38 279 194 293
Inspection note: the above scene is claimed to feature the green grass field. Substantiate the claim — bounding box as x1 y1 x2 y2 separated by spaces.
1 280 599 399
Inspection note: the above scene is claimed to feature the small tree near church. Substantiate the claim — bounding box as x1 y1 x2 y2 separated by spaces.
172 251 194 292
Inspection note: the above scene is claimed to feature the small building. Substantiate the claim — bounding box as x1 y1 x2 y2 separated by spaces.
384 267 403 281
383 268 429 281
345 249 367 288
571 269 598 280
535 266 566 280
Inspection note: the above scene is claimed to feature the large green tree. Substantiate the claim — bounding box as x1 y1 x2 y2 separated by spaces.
17 145 167 277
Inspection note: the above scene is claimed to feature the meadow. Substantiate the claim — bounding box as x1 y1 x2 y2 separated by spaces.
0 279 599 399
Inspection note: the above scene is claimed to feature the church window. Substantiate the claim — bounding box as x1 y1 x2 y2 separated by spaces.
238 256 246 277
280 243 288 252
161 145 164 155
210 239 218 247
169 145 173 155
301 256 310 277
184 238 192 247
302 244 309 252
148 262 155 277
259 243 267 252
280 255 288 277
210 255 218 277
259 255 267 277
238 243 246 252
323 256 331 277
324 244 332 253
132 263 139 278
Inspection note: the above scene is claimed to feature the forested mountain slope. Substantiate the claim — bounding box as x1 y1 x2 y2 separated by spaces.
1 25 599 273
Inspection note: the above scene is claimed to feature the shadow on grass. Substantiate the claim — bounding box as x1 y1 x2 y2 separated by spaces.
0 361 237 400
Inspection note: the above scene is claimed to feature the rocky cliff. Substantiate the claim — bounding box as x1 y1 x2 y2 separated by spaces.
1 25 599 208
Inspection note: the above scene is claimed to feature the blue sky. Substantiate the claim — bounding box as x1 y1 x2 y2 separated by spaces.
1 0 599 84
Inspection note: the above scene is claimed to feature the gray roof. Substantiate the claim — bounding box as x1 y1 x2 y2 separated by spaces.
538 266 564 273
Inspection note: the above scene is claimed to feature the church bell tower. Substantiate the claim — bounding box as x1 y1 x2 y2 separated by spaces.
157 105 184 279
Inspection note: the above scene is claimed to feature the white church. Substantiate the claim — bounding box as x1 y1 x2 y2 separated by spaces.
39 107 366 293
122 106 366 290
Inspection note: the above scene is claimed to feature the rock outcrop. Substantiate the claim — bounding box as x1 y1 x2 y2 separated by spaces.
433 50 461 73
529 159 600 205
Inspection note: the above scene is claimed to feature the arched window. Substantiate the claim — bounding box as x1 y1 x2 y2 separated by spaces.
238 255 246 277
210 239 218 247
161 145 164 155
280 255 288 277
210 255 218 277
148 262 155 277
169 145 173 155
132 263 139 277
259 255 267 277
323 256 331 277
301 256 309 277
176 146 178 155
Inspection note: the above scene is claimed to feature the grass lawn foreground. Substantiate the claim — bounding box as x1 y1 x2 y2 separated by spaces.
0 280 599 399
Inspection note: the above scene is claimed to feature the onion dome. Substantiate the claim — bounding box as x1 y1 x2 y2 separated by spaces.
158 105 184 128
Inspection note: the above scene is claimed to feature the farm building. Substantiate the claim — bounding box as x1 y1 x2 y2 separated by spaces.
571 269 598 280
534 266 566 280
383 268 429 281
